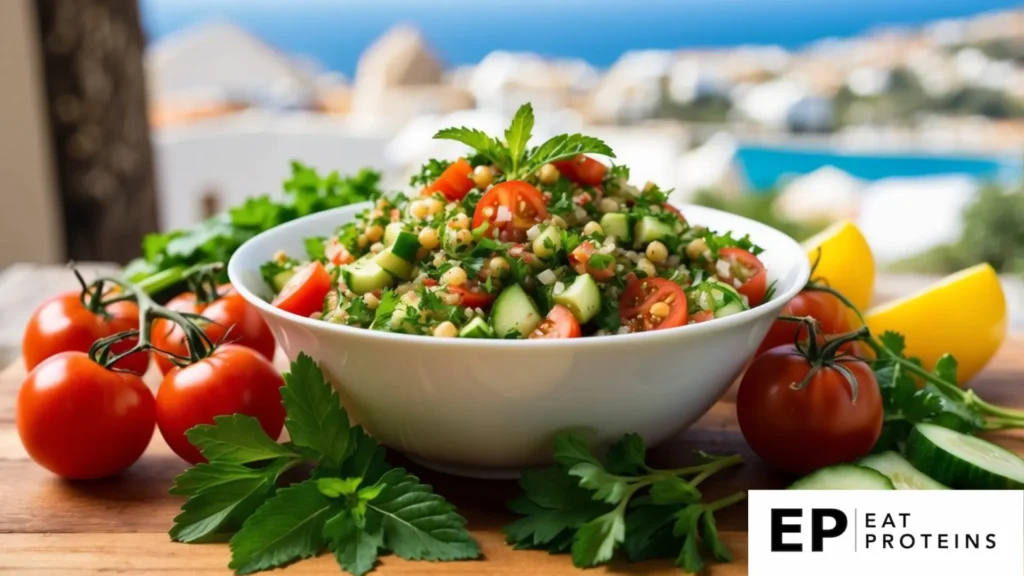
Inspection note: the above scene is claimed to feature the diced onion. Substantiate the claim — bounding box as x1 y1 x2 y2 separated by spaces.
716 259 731 278
537 269 557 285
526 224 541 241
496 205 512 224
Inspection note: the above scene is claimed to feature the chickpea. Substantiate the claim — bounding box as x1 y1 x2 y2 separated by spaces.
598 198 620 213
649 301 671 318
538 163 560 185
409 200 428 220
549 215 567 229
418 227 439 250
583 221 603 236
356 234 369 249
686 238 709 260
456 228 473 245
433 321 458 338
489 256 509 275
472 165 493 189
424 197 445 215
645 240 668 263
365 224 384 243
449 213 470 230
363 293 380 309
636 257 657 277
369 242 384 254
442 266 468 286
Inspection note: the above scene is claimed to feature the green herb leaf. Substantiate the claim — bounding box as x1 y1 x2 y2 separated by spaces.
304 236 327 261
281 353 351 469
317 477 363 498
228 480 333 574
650 476 702 505
323 509 383 576
432 127 510 172
520 134 615 181
568 463 629 504
370 289 400 330
701 511 732 562
505 103 535 176
623 505 681 561
672 506 705 573
340 425 390 485
504 495 608 549
605 433 646 475
571 508 625 568
553 433 602 469
184 414 298 465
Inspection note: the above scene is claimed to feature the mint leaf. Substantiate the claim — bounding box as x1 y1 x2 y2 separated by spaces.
228 480 334 574
571 508 625 567
324 509 383 576
185 414 296 465
366 468 479 561
505 103 534 175
432 127 510 172
606 433 646 475
317 477 363 498
340 425 390 485
281 353 350 469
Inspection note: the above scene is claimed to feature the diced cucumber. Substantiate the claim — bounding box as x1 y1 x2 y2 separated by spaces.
599 213 631 242
858 451 948 490
374 247 413 280
458 317 493 339
491 284 542 338
633 216 673 247
390 231 421 262
905 423 1024 489
271 269 295 293
692 280 747 318
553 274 601 324
341 256 393 294
384 222 406 247
788 464 895 490
535 226 562 255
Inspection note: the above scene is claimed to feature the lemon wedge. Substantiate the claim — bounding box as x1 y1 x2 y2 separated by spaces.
866 263 1007 382
802 220 876 311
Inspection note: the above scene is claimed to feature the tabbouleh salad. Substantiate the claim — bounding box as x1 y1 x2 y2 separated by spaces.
263 104 771 339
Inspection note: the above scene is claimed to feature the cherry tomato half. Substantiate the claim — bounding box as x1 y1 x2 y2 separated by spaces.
757 289 853 355
272 261 332 318
530 305 582 339
736 344 882 475
553 155 607 187
569 241 616 281
156 345 286 464
691 310 715 323
716 248 767 307
23 291 150 375
450 284 497 308
473 181 549 242
619 276 688 332
153 285 276 375
424 158 475 201
662 203 686 222
17 352 155 479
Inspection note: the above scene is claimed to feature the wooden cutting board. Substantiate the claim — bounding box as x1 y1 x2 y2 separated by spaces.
1 337 1022 575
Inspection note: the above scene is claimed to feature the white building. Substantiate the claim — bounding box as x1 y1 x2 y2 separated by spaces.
670 132 747 201
588 50 675 123
733 79 833 132
776 166 864 222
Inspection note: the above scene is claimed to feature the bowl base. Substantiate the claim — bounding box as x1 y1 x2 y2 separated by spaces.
406 455 522 480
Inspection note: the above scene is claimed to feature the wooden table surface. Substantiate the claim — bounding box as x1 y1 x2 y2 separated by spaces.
1 337 1022 575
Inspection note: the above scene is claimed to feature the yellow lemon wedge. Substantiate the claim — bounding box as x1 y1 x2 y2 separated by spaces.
866 263 1007 382
802 220 875 311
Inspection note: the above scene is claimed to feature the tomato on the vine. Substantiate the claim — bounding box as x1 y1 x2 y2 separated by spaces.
530 305 581 339
736 343 882 475
473 181 548 242
22 290 150 375
272 261 332 318
17 352 155 479
152 284 275 375
715 248 767 307
156 344 285 464
619 276 688 332
757 289 853 355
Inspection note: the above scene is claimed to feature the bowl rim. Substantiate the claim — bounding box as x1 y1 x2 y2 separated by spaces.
227 202 810 349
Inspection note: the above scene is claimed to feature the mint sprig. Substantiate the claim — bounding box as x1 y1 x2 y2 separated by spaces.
504 433 745 573
169 353 479 575
433 103 615 181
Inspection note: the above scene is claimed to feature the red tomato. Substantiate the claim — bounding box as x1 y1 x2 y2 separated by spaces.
272 261 332 318
152 285 276 375
325 238 354 266
424 158 475 201
757 290 853 355
530 305 582 339
473 181 549 242
619 276 688 332
156 345 286 464
736 345 882 474
691 310 715 323
449 285 497 308
23 291 149 375
553 155 607 186
569 241 616 281
17 352 155 479
716 248 767 307
662 203 686 222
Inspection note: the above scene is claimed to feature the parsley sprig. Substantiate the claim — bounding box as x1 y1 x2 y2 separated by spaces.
505 433 745 573
434 103 615 181
169 354 479 575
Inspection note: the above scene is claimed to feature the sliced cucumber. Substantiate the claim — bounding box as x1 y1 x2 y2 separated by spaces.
383 222 407 247
535 226 562 255
553 274 601 324
271 269 295 293
789 464 894 490
691 280 747 318
491 284 542 338
905 423 1024 489
599 213 631 242
458 317 493 339
390 231 421 262
341 256 393 294
858 451 949 490
373 247 413 280
633 216 673 247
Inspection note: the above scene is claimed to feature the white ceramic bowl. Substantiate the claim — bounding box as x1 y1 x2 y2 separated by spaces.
228 203 809 476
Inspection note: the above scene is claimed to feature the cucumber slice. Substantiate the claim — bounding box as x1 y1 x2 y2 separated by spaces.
905 423 1024 489
553 274 601 324
859 451 949 490
691 280 748 318
458 317 493 339
599 213 631 242
535 226 562 256
492 284 542 338
633 216 673 247
390 231 421 262
341 256 393 294
789 464 894 490
384 222 406 247
271 269 295 293
374 247 413 280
